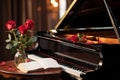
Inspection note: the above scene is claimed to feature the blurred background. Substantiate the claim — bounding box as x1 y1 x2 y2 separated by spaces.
0 0 73 60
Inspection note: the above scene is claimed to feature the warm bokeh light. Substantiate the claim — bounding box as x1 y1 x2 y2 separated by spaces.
51 0 58 7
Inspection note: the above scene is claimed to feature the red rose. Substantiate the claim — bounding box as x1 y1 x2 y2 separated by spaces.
82 35 87 41
71 35 79 43
66 35 79 43
18 25 28 34
5 20 16 31
25 19 34 30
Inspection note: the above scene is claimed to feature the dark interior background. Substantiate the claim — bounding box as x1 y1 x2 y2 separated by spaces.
0 0 73 61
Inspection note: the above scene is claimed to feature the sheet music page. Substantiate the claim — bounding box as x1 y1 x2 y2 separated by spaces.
17 54 61 73
17 61 43 73
36 58 61 69
28 54 61 69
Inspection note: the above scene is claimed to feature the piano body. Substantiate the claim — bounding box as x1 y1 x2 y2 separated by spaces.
29 0 120 80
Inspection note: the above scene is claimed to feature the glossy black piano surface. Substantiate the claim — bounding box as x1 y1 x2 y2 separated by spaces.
29 0 120 80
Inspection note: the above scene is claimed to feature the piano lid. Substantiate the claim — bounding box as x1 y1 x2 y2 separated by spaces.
52 0 120 43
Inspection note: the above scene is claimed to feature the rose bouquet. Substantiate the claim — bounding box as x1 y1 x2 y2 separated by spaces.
5 19 37 53
66 33 102 44
66 33 87 43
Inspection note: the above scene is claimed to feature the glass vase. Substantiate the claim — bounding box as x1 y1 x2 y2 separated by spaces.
14 49 28 66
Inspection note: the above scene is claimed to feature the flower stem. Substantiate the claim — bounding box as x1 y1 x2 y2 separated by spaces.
13 30 17 41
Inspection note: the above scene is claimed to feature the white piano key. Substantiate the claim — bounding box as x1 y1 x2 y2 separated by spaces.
60 65 84 80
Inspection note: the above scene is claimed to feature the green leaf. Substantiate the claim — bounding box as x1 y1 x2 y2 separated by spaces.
31 36 37 42
12 41 19 47
26 42 32 46
11 47 17 54
5 43 13 49
5 34 11 42
6 39 11 42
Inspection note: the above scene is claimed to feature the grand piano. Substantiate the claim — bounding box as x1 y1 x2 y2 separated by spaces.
28 0 120 80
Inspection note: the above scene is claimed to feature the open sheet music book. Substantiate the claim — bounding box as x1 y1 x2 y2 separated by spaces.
17 54 61 73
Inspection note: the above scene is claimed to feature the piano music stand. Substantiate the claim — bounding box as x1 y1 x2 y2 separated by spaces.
0 60 63 80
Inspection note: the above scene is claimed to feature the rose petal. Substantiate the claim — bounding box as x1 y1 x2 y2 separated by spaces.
8 66 12 70
7 66 16 71
0 61 6 66
11 68 16 71
26 58 31 62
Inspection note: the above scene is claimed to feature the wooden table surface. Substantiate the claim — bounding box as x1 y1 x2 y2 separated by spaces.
0 60 63 80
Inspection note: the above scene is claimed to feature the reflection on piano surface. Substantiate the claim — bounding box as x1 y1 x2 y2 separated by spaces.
28 0 120 80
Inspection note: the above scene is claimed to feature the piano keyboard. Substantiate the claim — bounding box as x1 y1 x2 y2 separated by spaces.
60 64 85 80
28 54 85 80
